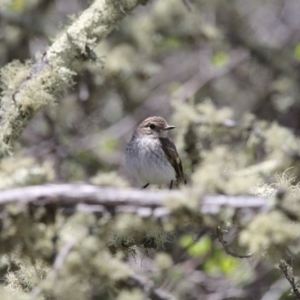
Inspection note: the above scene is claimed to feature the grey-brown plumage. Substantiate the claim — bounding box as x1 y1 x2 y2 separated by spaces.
125 116 186 189
159 137 186 185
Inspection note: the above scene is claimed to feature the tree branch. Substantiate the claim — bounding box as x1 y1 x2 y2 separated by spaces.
279 260 300 299
128 275 173 300
31 238 77 300
0 0 149 157
216 225 252 259
0 184 267 217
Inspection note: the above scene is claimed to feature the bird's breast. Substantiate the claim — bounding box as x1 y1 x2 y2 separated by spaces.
125 137 176 185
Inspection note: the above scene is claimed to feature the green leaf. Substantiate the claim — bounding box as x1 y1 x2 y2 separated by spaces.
164 37 182 49
9 0 25 12
204 259 221 276
294 43 300 61
219 255 238 274
204 250 238 276
180 235 194 248
212 51 228 67
180 235 212 257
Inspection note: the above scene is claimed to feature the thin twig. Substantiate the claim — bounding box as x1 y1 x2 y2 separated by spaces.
279 260 300 299
174 50 250 102
182 0 192 12
128 274 173 300
75 50 249 153
31 238 77 299
216 226 252 259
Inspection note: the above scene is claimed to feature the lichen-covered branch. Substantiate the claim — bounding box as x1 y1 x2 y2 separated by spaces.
279 260 300 299
0 0 149 158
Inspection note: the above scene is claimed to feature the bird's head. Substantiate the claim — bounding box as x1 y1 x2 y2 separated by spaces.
137 116 175 138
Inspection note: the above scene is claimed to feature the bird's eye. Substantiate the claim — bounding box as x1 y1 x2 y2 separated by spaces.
149 124 156 130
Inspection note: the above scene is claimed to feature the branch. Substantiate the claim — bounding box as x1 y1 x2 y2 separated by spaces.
0 0 149 157
216 226 252 259
0 184 267 218
128 275 172 300
181 0 192 12
31 238 77 300
174 50 249 103
279 260 300 299
223 6 299 82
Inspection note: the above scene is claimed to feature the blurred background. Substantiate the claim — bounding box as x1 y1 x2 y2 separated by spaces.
0 0 299 184
1 0 300 299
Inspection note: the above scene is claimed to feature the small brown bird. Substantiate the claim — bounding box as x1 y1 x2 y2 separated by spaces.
125 116 186 189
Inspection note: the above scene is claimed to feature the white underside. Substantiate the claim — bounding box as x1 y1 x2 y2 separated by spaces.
125 137 176 185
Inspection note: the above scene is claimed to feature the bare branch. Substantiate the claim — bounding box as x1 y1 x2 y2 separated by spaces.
182 0 192 12
175 50 250 103
128 275 173 300
0 184 267 218
216 226 252 259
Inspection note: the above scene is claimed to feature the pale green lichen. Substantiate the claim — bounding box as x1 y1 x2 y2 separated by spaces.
1 209 137 298
0 287 29 300
0 61 74 157
0 60 32 97
91 171 130 187
107 214 172 250
117 289 143 300
171 100 300 197
0 205 56 260
239 211 300 259
155 252 173 270
1 1 300 298
0 0 144 158
0 156 54 190
5 258 49 294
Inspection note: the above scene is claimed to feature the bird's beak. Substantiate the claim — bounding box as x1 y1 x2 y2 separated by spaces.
163 125 175 131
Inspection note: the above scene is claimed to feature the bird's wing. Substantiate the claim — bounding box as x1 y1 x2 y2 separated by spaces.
159 137 186 183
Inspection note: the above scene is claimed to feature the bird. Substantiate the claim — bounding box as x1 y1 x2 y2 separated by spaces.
125 116 186 189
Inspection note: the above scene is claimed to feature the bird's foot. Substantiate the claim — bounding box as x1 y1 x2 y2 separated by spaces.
142 183 149 189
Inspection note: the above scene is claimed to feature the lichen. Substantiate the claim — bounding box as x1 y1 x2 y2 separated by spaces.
0 156 54 190
91 171 130 187
239 211 300 260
